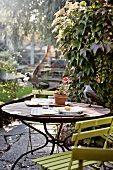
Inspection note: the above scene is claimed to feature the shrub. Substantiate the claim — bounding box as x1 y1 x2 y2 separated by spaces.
0 51 19 100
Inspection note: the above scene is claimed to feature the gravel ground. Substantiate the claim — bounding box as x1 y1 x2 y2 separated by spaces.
0 121 112 170
0 121 53 170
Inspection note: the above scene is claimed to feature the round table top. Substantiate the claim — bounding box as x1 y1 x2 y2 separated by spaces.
2 101 110 123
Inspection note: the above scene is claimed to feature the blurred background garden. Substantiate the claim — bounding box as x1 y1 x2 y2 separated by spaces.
0 0 113 112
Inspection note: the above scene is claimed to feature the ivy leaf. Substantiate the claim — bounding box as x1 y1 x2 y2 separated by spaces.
95 26 101 32
104 44 111 54
79 57 83 66
91 28 95 37
97 31 101 37
80 48 86 57
95 9 101 15
91 42 104 55
79 20 86 26
72 41 80 50
80 48 90 57
101 10 106 15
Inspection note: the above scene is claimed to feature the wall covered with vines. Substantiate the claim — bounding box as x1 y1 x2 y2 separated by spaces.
52 1 113 112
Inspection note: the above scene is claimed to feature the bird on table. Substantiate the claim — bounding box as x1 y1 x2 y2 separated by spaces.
84 85 104 107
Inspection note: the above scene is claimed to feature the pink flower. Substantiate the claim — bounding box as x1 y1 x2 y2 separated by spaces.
54 77 71 95
62 77 70 83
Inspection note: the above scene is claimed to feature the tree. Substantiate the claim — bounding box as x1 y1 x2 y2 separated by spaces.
52 1 113 112
0 0 66 51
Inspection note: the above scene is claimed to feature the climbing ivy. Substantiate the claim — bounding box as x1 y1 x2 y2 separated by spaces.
52 1 113 112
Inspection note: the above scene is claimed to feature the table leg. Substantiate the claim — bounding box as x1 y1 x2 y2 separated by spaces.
43 123 68 154
11 121 72 170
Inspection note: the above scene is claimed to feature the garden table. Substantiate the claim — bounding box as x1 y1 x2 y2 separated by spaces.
2 101 110 170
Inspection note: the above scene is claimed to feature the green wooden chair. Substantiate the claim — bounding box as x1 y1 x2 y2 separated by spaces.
26 89 60 153
32 89 55 98
32 116 113 170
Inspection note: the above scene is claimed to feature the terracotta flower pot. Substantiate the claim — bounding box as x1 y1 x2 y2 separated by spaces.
54 93 67 105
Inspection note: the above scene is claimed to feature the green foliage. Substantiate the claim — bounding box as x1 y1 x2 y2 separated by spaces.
52 1 113 112
0 85 33 102
0 51 19 100
0 51 18 73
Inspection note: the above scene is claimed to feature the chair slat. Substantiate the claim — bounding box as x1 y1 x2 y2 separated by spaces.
35 153 71 165
32 89 55 97
33 151 71 163
72 147 113 161
72 127 112 141
75 116 113 130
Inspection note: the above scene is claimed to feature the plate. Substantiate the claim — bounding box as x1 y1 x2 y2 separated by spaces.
24 100 41 107
24 99 54 107
55 106 86 115
30 108 58 116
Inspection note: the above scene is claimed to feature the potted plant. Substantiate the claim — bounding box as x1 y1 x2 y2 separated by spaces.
54 77 71 105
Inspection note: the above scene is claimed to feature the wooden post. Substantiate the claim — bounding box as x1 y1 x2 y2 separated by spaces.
30 33 35 65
